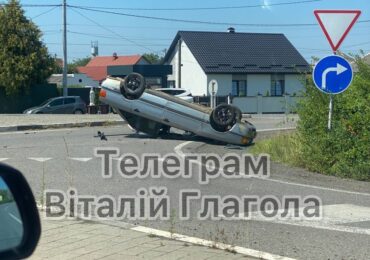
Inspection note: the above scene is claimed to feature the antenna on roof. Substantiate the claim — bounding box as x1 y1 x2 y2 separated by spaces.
91 41 98 57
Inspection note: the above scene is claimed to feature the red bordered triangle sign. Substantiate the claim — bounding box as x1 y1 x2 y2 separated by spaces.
314 10 361 52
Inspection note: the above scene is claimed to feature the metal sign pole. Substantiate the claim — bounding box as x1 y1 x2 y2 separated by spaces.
327 50 336 131
208 80 218 109
328 94 333 130
210 91 214 109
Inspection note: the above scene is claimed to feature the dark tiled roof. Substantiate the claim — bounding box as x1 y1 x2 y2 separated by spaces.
164 31 310 74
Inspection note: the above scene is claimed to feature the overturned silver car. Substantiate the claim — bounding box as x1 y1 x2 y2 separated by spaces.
99 73 256 145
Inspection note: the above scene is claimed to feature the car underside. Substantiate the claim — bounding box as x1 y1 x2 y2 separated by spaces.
100 73 257 145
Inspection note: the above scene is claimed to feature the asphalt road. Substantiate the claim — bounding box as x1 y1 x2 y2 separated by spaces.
0 202 23 252
0 120 369 260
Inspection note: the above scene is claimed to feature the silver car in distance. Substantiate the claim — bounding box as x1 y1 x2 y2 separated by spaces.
99 73 256 145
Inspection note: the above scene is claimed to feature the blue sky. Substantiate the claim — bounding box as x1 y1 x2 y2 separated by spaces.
0 178 8 190
18 0 370 63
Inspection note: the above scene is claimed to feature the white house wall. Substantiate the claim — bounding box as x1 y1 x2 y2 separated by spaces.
181 41 208 95
67 74 99 87
166 44 178 83
167 41 207 96
285 74 306 96
247 74 271 96
206 74 233 96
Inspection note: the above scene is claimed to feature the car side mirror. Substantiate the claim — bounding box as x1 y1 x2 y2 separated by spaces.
0 163 41 260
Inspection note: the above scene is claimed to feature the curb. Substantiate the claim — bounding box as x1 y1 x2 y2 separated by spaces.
0 120 126 133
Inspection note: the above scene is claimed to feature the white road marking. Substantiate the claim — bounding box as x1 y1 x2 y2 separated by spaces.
174 141 370 197
131 226 295 260
28 157 52 162
233 204 370 236
9 213 22 225
0 158 8 162
255 177 370 197
174 141 193 157
69 157 92 162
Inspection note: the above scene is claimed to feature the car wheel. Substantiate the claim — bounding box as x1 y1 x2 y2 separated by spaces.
121 73 146 99
234 107 242 121
74 109 83 114
211 104 236 128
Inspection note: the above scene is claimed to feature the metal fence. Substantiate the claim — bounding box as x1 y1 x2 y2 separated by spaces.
0 84 59 113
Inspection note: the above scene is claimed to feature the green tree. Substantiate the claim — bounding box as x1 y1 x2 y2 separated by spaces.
67 56 91 74
0 0 53 96
143 53 163 64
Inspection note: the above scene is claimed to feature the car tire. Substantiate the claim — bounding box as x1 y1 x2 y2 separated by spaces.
121 73 146 99
211 104 236 128
74 109 83 114
234 107 242 121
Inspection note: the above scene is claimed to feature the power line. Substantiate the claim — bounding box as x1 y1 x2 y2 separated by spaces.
31 6 59 20
69 5 370 28
46 42 168 47
68 31 171 41
343 41 370 48
70 8 157 52
72 0 322 11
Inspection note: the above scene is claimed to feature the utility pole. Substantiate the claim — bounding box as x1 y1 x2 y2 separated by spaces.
62 0 68 97
177 39 182 89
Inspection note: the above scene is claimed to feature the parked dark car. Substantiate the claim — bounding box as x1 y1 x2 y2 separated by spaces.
23 96 87 114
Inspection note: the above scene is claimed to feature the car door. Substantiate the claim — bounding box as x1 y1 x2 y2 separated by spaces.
130 93 167 123
45 98 64 114
63 98 76 114
163 99 204 133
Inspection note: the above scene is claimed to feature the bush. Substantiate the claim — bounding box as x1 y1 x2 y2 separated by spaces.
296 57 370 180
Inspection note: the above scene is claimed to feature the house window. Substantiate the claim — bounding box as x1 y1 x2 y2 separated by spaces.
231 80 247 97
271 75 285 96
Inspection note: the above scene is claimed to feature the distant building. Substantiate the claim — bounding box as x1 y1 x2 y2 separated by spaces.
48 73 99 87
77 54 150 84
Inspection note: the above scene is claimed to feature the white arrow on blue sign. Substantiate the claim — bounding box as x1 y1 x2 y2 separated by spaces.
313 55 353 94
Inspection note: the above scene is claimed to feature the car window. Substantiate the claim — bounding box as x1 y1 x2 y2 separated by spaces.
40 98 53 106
172 90 186 95
158 89 173 95
64 98 76 105
159 89 186 96
49 99 63 107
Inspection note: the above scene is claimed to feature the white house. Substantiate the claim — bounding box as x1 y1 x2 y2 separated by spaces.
163 30 310 113
48 73 99 88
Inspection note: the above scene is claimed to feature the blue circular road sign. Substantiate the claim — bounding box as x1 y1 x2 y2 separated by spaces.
313 55 353 94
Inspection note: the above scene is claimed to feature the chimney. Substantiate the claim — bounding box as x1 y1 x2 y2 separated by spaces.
227 27 235 33
113 52 118 60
